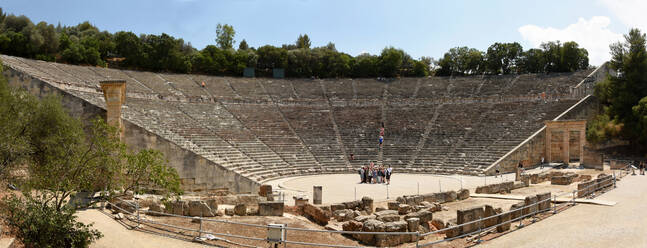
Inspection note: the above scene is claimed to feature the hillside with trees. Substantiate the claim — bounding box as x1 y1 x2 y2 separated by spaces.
0 8 588 79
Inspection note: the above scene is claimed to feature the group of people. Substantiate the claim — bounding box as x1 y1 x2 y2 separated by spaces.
359 162 392 184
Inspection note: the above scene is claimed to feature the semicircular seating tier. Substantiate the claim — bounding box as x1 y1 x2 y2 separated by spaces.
1 54 592 183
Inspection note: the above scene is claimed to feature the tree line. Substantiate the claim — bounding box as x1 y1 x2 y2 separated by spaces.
436 41 590 76
0 8 589 79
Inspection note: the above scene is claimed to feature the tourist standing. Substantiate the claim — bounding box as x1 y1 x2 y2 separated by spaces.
377 166 384 183
359 166 365 183
386 165 392 185
379 135 384 148
372 166 378 184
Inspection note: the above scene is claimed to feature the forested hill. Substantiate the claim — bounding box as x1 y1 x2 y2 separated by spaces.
0 8 589 78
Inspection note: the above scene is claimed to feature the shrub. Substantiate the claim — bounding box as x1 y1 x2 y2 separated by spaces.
1 194 102 248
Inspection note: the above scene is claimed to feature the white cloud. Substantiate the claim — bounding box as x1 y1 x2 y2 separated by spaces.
518 16 623 65
599 0 647 32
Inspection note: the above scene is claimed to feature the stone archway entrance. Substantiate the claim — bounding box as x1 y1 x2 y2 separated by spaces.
545 120 586 163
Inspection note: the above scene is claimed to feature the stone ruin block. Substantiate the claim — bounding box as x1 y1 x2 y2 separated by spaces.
359 219 385 245
387 201 400 210
302 203 330 225
398 204 413 215
234 203 247 216
551 175 575 185
166 200 189 216
188 200 215 217
578 174 592 182
404 209 433 224
457 206 484 235
330 203 346 212
536 192 551 211
457 189 470 200
421 190 457 204
313 186 323 205
521 175 531 186
444 222 460 238
342 220 363 240
258 184 272 197
523 196 538 216
577 180 594 198
293 196 308 207
382 220 408 246
343 200 362 210
483 205 500 228
258 201 284 216
496 211 511 232
362 196 374 214
509 202 524 220
596 174 613 190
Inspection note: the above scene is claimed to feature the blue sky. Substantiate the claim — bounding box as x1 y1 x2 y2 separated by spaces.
3 0 645 65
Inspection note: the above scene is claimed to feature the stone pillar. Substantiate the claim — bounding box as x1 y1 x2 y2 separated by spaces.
100 80 126 140
563 130 569 163
545 128 552 163
579 129 585 163
313 186 322 205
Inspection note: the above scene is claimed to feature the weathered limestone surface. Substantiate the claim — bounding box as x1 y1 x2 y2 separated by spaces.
302 203 331 225
258 201 284 216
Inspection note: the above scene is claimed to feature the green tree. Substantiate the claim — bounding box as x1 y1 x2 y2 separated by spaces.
296 34 311 49
114 31 146 67
238 39 249 50
520 48 545 73
256 45 288 71
215 23 235 49
0 65 36 175
485 42 523 74
437 47 484 76
592 28 647 147
378 47 404 77
352 53 378 77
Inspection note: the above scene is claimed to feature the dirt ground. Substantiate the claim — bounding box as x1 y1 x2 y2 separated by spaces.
72 167 620 248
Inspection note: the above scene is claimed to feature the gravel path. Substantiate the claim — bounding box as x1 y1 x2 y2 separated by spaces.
76 209 208 248
482 174 647 248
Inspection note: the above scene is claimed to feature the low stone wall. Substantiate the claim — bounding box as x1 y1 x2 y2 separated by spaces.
397 189 468 205
551 173 577 185
330 197 374 214
576 174 613 198
302 203 331 225
446 204 505 238
446 191 551 238
529 171 551 184
200 194 264 206
475 182 514 194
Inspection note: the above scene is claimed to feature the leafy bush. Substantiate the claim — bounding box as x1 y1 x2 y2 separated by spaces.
1 194 102 248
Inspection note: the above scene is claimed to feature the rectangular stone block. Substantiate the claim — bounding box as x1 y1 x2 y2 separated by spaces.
457 206 484 235
536 192 551 211
259 201 284 216
509 202 524 220
523 196 538 216
483 205 498 228
313 186 322 205
302 203 330 225
496 212 511 232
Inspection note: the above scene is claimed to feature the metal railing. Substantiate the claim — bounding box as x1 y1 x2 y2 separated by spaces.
101 171 623 248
